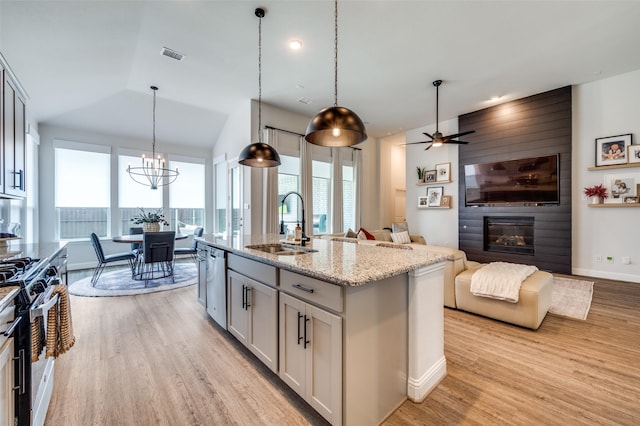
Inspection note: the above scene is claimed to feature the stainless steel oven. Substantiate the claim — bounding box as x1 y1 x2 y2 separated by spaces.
1 245 68 426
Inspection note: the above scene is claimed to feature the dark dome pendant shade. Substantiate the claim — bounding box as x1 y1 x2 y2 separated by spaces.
305 105 367 147
239 7 281 168
305 0 367 147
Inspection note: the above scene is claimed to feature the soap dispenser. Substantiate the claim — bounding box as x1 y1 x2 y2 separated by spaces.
294 223 302 242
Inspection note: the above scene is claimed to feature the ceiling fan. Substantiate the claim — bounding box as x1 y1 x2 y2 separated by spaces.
407 80 475 151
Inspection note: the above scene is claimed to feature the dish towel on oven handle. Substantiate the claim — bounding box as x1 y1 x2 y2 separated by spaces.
46 284 76 358
31 316 45 362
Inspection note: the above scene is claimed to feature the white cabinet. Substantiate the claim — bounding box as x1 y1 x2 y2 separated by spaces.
279 292 342 426
0 337 14 425
227 270 278 372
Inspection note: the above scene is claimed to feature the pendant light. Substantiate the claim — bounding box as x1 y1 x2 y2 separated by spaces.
305 0 367 147
127 86 179 189
239 7 281 168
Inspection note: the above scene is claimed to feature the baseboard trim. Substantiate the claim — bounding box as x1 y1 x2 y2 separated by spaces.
407 355 447 403
572 268 640 284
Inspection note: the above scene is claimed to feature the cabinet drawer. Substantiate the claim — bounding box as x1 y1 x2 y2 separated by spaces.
280 270 343 313
228 253 278 287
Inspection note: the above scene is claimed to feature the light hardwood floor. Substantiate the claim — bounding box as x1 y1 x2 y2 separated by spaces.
46 272 640 425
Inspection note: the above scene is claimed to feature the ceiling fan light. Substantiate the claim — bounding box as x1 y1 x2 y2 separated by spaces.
432 140 443 147
305 106 367 147
239 142 281 167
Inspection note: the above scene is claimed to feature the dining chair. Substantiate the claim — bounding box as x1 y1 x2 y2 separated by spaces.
136 231 176 287
129 227 144 254
174 227 204 263
89 233 136 286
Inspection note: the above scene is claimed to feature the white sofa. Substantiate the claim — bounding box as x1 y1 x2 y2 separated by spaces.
318 231 552 329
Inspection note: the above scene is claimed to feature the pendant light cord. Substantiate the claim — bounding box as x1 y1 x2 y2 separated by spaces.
333 0 338 107
258 13 263 143
152 86 157 159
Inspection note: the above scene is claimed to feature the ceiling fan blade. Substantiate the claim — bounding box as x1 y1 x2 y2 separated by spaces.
422 132 434 140
443 130 475 140
404 141 429 146
443 140 470 144
424 143 433 151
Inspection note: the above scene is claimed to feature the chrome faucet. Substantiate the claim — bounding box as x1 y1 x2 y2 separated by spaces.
279 191 309 246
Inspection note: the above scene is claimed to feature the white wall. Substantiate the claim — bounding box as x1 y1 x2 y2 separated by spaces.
572 69 640 283
39 124 212 269
378 134 406 227
404 118 460 248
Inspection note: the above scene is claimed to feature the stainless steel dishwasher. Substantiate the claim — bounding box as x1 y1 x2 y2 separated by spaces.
206 247 227 329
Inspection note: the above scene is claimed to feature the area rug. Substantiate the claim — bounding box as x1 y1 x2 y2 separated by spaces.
549 276 594 320
69 263 197 297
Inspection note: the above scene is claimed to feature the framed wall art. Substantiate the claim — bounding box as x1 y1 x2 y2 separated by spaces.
424 169 437 183
628 144 640 164
595 134 632 167
427 186 443 207
440 195 452 207
435 162 451 182
417 196 429 207
603 173 639 203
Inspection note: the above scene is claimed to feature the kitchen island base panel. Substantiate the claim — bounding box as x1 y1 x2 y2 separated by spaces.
408 262 447 402
343 273 407 426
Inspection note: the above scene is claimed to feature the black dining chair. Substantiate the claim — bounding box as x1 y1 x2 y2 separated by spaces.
89 233 136 286
174 227 204 263
136 231 176 287
129 227 144 255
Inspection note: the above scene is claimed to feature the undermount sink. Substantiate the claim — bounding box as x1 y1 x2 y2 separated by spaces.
245 243 318 256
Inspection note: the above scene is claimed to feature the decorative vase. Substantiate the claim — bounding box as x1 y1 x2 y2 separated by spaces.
143 222 161 232
591 196 602 204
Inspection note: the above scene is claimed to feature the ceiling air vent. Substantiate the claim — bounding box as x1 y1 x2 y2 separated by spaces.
160 47 185 61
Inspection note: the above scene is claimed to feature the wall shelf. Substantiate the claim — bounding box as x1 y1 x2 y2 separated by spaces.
417 205 451 209
416 180 451 186
588 203 640 207
588 163 640 171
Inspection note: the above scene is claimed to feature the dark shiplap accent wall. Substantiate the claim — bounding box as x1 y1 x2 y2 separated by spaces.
458 86 572 274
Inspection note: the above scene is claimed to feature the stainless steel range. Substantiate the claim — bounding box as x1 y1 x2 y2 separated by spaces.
0 242 67 426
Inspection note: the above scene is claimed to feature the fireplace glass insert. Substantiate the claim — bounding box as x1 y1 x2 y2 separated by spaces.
484 216 534 255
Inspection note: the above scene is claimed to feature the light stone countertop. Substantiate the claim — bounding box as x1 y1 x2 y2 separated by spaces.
196 234 449 287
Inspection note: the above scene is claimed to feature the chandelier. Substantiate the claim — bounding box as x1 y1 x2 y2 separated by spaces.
127 86 179 189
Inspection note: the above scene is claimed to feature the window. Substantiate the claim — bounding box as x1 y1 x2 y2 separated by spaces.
342 164 355 231
169 160 205 234
214 159 227 237
55 144 111 239
278 155 300 234
118 154 162 234
312 160 331 234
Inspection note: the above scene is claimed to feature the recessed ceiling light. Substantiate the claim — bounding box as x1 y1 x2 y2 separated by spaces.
297 97 312 105
296 84 305 89
289 39 303 50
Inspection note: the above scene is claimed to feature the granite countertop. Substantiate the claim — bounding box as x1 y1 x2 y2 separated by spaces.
196 234 448 287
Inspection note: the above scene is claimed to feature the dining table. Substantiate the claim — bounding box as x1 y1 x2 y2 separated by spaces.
112 233 189 244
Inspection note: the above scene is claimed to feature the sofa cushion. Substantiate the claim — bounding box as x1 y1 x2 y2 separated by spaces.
369 229 393 242
392 221 409 234
390 231 411 244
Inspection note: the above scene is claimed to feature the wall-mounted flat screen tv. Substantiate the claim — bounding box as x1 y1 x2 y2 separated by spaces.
464 154 559 206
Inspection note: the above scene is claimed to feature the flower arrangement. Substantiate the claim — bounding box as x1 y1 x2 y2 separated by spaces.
130 208 169 226
583 184 608 199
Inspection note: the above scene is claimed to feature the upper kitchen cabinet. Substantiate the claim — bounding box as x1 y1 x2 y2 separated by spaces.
0 52 28 199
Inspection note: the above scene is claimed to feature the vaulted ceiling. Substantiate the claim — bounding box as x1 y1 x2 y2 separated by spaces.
1 1 639 148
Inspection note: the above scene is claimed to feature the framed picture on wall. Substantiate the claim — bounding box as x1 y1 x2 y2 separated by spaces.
595 134 632 167
603 173 639 203
435 162 451 182
440 195 452 207
417 196 429 207
628 144 640 164
424 169 437 183
427 186 443 207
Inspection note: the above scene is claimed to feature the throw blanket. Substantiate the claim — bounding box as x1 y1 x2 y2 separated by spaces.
471 262 538 303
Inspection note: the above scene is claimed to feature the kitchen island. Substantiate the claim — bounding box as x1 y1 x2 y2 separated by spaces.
196 234 450 425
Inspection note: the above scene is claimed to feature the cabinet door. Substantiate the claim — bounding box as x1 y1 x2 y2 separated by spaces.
2 74 14 196
306 303 342 425
247 280 278 372
0 337 14 425
279 292 307 396
227 271 248 345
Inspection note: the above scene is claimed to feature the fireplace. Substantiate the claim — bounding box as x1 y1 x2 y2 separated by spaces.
484 216 534 255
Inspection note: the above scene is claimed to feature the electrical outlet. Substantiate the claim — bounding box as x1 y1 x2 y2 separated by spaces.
622 256 631 265
606 256 614 263
594 255 602 262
